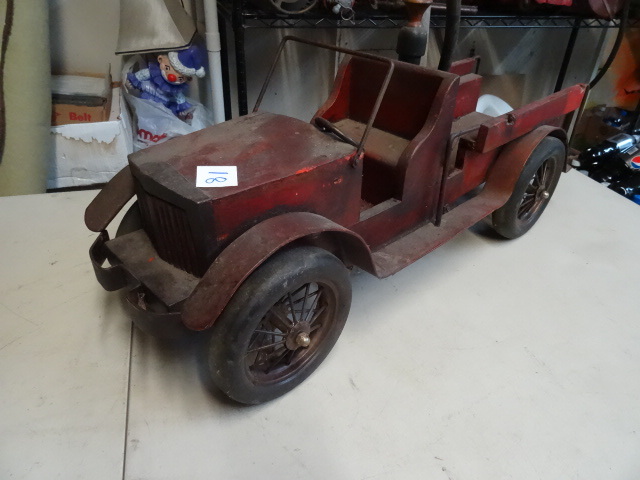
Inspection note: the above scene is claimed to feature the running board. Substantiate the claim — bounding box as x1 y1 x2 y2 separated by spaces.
371 191 504 278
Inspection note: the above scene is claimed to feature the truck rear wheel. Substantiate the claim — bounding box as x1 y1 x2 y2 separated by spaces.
491 136 564 239
206 246 352 404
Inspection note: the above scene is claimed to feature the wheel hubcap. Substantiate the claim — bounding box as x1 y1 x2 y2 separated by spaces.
284 322 312 350
296 332 311 348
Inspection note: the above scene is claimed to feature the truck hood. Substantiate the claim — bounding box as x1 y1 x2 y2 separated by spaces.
129 112 356 201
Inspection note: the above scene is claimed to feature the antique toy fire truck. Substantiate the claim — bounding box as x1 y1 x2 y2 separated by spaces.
86 37 586 404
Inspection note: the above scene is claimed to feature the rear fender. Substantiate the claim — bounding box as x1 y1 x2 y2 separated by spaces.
483 125 567 206
85 166 135 232
182 212 374 331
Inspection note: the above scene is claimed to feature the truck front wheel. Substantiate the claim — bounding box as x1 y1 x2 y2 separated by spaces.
206 246 352 404
492 136 564 239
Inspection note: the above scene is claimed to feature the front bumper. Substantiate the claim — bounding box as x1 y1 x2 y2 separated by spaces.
90 231 128 291
89 230 200 338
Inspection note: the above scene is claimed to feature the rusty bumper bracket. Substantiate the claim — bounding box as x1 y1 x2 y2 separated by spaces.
90 230 198 338
89 231 129 292
85 166 135 233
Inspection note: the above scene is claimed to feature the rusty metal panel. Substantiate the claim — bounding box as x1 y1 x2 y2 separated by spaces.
350 73 460 249
371 125 563 277
182 212 374 331
351 199 420 249
85 35 585 344
137 192 201 276
331 118 410 204
129 111 363 272
443 149 500 205
372 191 504 277
453 74 482 119
448 57 479 76
318 54 458 141
89 231 128 291
105 229 200 309
397 74 459 216
482 125 566 198
123 290 187 339
84 166 135 232
473 84 586 154
314 58 353 123
209 152 363 250
131 113 356 203
348 57 456 140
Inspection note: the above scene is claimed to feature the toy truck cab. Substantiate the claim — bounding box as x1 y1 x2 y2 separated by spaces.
86 37 585 404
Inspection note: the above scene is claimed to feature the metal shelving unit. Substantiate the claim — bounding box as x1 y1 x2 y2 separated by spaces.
217 0 637 116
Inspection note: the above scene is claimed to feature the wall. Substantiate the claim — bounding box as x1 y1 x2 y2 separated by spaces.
0 0 51 196
47 1 614 122
49 0 121 74
237 23 609 121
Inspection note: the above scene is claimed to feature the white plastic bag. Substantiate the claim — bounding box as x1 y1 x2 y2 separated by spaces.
122 56 214 151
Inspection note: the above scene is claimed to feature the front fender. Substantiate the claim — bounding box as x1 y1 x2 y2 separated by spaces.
85 166 135 232
182 212 373 331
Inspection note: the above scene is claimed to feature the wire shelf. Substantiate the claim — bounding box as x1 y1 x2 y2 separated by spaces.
218 1 639 30
217 0 640 117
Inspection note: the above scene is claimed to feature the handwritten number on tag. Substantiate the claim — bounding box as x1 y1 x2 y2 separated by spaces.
206 172 229 184
196 166 238 187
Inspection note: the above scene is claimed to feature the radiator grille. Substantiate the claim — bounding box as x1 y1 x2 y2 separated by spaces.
138 193 201 276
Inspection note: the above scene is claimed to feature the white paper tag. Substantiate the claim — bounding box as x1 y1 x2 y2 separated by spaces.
196 166 238 187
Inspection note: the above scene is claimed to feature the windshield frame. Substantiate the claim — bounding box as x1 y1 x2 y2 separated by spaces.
253 35 395 159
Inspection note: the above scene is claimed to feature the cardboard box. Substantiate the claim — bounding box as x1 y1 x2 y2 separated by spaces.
47 87 134 189
51 72 112 126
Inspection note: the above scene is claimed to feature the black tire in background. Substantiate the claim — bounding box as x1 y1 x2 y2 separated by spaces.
492 136 565 239
207 246 352 405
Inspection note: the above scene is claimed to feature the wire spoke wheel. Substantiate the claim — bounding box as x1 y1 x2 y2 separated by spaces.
492 136 564 239
245 282 335 384
516 158 554 221
207 246 351 404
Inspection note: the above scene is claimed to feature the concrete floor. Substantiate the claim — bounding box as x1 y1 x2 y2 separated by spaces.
2 170 639 480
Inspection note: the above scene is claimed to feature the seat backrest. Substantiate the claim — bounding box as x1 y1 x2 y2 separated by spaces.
315 56 459 208
349 57 446 139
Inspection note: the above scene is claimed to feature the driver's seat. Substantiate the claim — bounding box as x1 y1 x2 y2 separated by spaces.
314 56 449 203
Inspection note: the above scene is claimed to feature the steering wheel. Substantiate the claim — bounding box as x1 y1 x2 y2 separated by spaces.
314 117 359 148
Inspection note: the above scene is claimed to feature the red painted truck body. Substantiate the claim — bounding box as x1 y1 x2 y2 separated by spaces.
86 38 585 340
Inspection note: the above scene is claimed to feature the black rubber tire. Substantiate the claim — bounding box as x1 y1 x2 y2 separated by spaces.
492 136 565 239
207 246 352 405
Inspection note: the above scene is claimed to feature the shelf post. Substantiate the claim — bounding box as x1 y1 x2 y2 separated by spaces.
396 0 433 65
554 17 581 92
